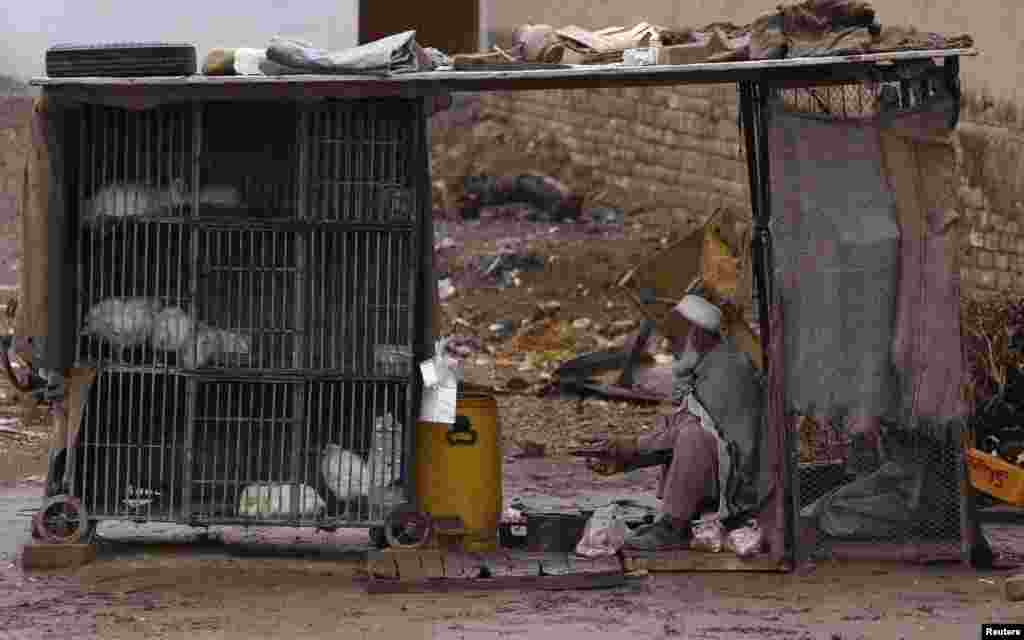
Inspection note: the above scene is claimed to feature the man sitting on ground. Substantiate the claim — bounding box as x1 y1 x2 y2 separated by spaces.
588 294 769 551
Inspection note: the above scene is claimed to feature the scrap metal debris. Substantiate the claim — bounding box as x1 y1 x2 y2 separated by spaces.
478 252 546 288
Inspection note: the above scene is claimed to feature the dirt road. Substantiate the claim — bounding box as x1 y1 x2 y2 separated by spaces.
4 460 1024 640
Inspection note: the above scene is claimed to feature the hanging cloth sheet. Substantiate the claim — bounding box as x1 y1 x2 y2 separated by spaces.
879 101 969 425
771 91 968 540
768 106 901 430
768 95 967 435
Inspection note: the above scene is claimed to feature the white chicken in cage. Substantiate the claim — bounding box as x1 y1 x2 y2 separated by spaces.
320 444 371 500
150 306 194 352
82 297 163 356
177 325 252 369
319 415 405 504
82 179 188 231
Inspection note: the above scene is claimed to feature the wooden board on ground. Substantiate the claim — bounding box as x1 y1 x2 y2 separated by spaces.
366 571 626 594
368 549 446 581
621 549 788 573
365 549 629 593
21 543 96 571
366 550 399 579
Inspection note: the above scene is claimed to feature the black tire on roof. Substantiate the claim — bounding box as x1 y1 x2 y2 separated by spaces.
45 42 197 78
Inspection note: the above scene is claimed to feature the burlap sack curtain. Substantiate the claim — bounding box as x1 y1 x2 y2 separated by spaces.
879 105 969 425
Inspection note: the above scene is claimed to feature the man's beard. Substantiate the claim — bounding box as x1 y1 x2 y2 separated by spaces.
674 333 702 371
671 334 703 405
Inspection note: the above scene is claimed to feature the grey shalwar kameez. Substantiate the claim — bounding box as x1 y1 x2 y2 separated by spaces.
637 335 768 525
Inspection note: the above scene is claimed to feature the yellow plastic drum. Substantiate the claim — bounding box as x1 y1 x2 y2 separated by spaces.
416 392 502 552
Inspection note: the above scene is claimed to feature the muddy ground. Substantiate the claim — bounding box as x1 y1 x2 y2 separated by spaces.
3 463 1024 640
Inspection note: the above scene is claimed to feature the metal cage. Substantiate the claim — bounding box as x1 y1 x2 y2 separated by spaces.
66 97 428 528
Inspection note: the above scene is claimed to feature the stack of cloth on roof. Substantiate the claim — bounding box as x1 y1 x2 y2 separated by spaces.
200 0 974 75
491 0 972 67
202 31 451 77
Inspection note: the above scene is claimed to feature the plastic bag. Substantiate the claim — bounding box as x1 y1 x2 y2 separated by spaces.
690 514 725 553
419 338 462 424
725 520 764 558
575 504 628 558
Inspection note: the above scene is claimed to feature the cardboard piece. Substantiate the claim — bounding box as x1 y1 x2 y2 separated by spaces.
59 368 98 456
16 98 50 338
453 50 516 69
656 29 735 66
617 207 763 369
879 109 967 422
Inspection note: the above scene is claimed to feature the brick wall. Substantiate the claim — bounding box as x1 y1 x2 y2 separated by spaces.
957 122 1024 295
473 86 1024 299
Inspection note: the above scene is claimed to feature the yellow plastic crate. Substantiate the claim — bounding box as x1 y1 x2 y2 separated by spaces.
967 448 1024 506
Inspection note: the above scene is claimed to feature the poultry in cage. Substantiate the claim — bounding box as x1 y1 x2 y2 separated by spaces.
321 415 405 503
82 179 187 233
82 297 164 357
151 307 239 366
178 325 252 369
84 297 252 367
150 306 193 352
321 444 371 500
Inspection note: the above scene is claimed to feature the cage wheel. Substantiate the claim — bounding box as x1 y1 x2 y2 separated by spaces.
32 495 96 545
383 506 433 549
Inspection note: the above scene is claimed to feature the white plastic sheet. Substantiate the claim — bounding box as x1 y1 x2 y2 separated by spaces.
575 504 628 558
419 338 461 424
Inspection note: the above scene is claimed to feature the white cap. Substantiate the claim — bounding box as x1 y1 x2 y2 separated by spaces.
674 295 722 333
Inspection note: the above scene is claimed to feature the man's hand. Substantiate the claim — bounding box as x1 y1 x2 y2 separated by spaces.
576 436 639 476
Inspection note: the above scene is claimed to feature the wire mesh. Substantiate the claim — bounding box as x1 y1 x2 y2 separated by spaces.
74 370 188 521
304 99 419 223
194 226 296 372
184 379 408 525
67 98 426 526
777 70 951 120
76 103 194 370
794 415 965 564
307 230 415 376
